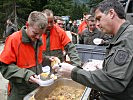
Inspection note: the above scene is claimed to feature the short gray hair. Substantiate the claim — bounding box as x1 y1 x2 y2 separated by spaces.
28 11 48 29
42 9 54 18
94 0 126 19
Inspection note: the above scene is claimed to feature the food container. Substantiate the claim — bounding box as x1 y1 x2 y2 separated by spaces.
24 78 91 100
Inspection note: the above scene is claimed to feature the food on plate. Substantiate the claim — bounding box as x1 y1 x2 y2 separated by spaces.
40 72 49 80
51 57 60 67
40 72 57 80
50 74 57 80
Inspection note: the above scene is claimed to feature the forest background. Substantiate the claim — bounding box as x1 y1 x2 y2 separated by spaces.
0 0 103 38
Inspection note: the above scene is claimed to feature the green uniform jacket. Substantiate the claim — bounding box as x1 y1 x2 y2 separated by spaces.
71 21 133 100
0 26 43 100
80 28 112 46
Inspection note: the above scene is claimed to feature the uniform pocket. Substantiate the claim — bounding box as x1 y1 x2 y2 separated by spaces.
104 50 115 66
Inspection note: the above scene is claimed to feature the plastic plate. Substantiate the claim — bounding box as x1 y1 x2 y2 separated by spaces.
37 75 54 86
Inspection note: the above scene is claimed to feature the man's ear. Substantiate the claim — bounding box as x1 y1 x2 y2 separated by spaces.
26 21 29 27
109 9 115 19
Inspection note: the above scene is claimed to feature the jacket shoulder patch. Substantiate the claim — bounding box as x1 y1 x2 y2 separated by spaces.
114 50 129 66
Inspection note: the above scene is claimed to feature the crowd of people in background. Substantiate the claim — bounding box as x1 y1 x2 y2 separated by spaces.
4 8 113 46
53 12 112 46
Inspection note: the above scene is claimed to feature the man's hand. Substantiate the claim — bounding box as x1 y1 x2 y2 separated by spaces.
49 56 60 62
53 62 76 78
71 32 77 36
29 75 40 83
50 56 60 67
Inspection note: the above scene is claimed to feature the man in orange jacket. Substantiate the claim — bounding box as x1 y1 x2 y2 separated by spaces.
42 9 81 67
78 12 91 35
0 11 47 100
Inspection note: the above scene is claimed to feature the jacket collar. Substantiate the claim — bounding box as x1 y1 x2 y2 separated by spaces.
93 28 100 34
107 21 130 49
21 26 43 46
111 21 130 44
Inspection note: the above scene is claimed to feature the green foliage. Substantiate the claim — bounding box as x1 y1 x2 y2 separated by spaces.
43 0 73 16
43 0 89 20
70 3 89 20
0 0 36 36
87 0 103 8
0 0 103 38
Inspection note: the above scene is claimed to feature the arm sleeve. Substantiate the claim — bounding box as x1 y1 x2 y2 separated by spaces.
0 36 17 64
64 42 81 66
71 44 133 93
0 62 35 83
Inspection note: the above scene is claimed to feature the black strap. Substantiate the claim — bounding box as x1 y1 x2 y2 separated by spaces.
35 40 39 74
46 30 50 55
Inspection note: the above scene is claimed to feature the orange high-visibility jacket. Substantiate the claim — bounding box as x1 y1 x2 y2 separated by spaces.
0 30 43 68
42 25 71 51
78 21 88 34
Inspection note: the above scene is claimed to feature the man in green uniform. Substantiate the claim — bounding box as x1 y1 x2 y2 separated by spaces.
53 0 133 99
0 11 47 100
79 15 111 45
70 20 79 44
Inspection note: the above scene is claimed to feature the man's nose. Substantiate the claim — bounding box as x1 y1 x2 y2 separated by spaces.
96 21 100 26
36 35 40 39
48 23 52 27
